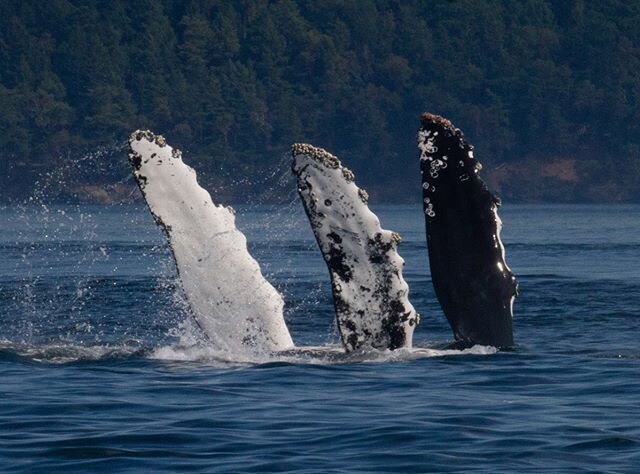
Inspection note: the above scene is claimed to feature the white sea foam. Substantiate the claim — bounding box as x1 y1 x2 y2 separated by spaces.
1 330 497 366
148 341 498 367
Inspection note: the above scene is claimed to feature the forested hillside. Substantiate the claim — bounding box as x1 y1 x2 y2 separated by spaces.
1 0 639 202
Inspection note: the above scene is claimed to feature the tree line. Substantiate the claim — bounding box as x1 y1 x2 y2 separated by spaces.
1 0 639 202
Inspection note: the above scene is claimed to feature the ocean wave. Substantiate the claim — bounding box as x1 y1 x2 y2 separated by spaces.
0 337 498 367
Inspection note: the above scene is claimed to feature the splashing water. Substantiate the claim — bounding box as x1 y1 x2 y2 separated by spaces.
3 163 640 474
0 145 496 366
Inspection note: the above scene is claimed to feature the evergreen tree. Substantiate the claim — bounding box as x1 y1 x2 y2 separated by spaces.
0 0 639 202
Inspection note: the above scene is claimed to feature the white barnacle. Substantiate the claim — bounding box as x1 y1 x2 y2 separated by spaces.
417 129 430 143
424 204 435 218
418 133 438 159
341 167 355 182
133 129 153 142
425 140 438 154
429 160 441 178
325 156 340 169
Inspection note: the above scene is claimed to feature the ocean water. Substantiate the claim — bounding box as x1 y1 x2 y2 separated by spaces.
1 202 639 472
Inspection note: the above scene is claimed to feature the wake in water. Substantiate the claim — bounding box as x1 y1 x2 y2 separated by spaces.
0 329 498 367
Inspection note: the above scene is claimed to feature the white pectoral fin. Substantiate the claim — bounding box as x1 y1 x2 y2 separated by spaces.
128 130 294 353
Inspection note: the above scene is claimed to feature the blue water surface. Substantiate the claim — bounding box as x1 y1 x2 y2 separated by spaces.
1 203 639 473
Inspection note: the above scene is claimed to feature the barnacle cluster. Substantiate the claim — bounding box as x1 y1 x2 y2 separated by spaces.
341 167 355 182
420 113 455 132
129 129 168 148
419 112 485 192
291 143 340 169
424 199 435 218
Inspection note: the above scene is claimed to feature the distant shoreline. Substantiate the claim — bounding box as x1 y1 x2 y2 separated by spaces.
1 180 638 206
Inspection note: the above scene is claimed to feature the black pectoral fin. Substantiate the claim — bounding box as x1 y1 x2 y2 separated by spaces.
418 113 517 348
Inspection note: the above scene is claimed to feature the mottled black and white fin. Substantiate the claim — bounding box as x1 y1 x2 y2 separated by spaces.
291 143 419 352
128 130 294 353
418 114 517 348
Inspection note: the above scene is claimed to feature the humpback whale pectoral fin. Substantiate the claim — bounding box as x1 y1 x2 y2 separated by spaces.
127 129 294 353
418 114 517 348
291 143 418 352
